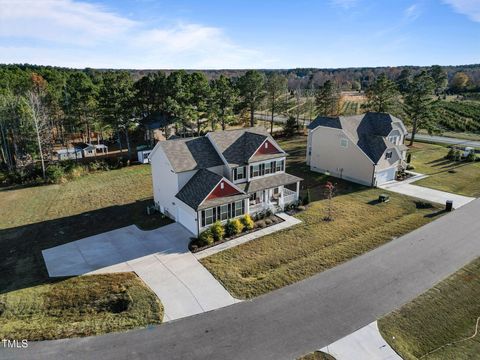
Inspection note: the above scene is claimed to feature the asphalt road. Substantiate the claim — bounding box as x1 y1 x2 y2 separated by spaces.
407 133 480 148
3 199 480 360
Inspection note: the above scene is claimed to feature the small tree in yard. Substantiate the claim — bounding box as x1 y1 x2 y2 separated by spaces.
323 181 335 221
303 189 311 205
283 116 298 137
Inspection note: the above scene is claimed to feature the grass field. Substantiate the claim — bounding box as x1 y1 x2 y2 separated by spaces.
408 142 480 197
201 136 443 299
379 257 480 360
0 273 163 341
0 164 169 339
297 351 336 360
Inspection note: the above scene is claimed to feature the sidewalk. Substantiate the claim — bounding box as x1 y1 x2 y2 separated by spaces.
321 321 401 360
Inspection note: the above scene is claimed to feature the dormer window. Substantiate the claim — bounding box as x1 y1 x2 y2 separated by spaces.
340 138 348 148
385 151 393 159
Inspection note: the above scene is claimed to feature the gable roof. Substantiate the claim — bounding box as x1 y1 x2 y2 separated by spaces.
175 169 248 210
208 128 285 167
308 112 407 163
157 136 224 173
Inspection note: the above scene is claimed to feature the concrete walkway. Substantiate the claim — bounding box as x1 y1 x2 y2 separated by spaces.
321 321 401 360
42 223 237 322
379 180 475 209
194 212 301 260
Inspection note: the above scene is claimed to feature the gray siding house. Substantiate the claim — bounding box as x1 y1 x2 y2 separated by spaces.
306 112 408 186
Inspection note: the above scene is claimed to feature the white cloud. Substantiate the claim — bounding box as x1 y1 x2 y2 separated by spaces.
329 0 359 9
0 0 273 68
404 4 421 21
443 0 480 22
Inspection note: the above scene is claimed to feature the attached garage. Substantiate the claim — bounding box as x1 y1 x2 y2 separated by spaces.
375 167 397 185
176 206 197 235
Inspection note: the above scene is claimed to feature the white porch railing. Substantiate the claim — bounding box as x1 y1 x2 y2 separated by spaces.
249 202 265 214
282 188 297 205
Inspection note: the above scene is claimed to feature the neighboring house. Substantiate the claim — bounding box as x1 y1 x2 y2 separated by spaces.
75 143 108 158
149 128 303 236
306 112 408 186
54 147 83 161
142 112 175 145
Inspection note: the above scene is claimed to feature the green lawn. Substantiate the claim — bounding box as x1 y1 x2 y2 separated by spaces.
379 257 480 360
297 351 336 360
0 164 169 340
201 136 443 299
409 142 480 197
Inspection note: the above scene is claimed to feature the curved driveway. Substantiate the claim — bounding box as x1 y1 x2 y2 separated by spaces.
3 199 480 360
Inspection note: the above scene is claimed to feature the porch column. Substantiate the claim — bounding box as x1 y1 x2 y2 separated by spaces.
245 198 250 214
279 185 284 208
296 181 300 201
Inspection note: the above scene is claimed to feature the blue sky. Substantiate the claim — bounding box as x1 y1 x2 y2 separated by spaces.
0 0 479 69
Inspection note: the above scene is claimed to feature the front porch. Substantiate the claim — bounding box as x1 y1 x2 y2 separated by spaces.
248 183 300 214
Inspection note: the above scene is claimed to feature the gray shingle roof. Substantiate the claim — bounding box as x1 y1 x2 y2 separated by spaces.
175 169 248 210
208 128 284 167
159 137 224 173
238 172 303 194
176 169 223 210
308 112 406 163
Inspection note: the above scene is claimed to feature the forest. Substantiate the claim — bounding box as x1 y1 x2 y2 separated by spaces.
1 63 479 185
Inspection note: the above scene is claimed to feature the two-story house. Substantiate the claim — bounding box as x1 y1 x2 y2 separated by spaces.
306 112 408 186
149 128 303 236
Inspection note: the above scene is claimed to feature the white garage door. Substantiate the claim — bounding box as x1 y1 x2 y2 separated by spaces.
376 167 397 185
176 207 197 235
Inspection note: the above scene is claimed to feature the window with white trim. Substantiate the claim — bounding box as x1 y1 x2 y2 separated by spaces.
264 162 272 174
235 200 243 217
340 138 348 148
236 166 245 180
204 208 214 226
251 164 261 177
275 160 284 172
220 204 228 220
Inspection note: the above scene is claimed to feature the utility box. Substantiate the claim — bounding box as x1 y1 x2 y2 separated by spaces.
378 194 390 203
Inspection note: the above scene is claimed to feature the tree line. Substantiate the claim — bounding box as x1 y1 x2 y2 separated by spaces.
0 63 476 182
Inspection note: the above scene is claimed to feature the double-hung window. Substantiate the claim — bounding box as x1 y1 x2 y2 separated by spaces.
275 160 284 172
264 162 272 175
220 204 229 220
236 166 245 180
251 164 260 178
204 208 214 226
234 200 243 217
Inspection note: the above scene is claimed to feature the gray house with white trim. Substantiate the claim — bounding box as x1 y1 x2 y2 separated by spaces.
306 112 408 186
149 128 302 236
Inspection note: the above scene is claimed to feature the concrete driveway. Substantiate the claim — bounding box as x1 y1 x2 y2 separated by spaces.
42 223 237 321
379 175 475 209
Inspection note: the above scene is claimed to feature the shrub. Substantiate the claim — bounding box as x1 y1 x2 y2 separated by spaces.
303 189 311 205
255 220 266 228
297 205 306 211
406 164 415 170
210 221 225 242
446 148 461 161
265 218 273 226
45 164 66 184
241 214 254 231
415 201 434 209
224 220 236 237
466 152 476 162
265 209 272 217
198 229 214 246
230 218 244 235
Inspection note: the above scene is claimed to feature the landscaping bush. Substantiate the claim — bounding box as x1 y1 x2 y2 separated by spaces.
45 164 66 184
415 201 434 209
297 205 306 211
265 209 272 217
466 152 476 162
255 220 266 228
88 160 108 172
241 214 254 231
210 221 225 242
265 218 273 226
230 218 244 235
198 229 214 246
224 220 236 237
446 148 461 161
406 164 415 170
